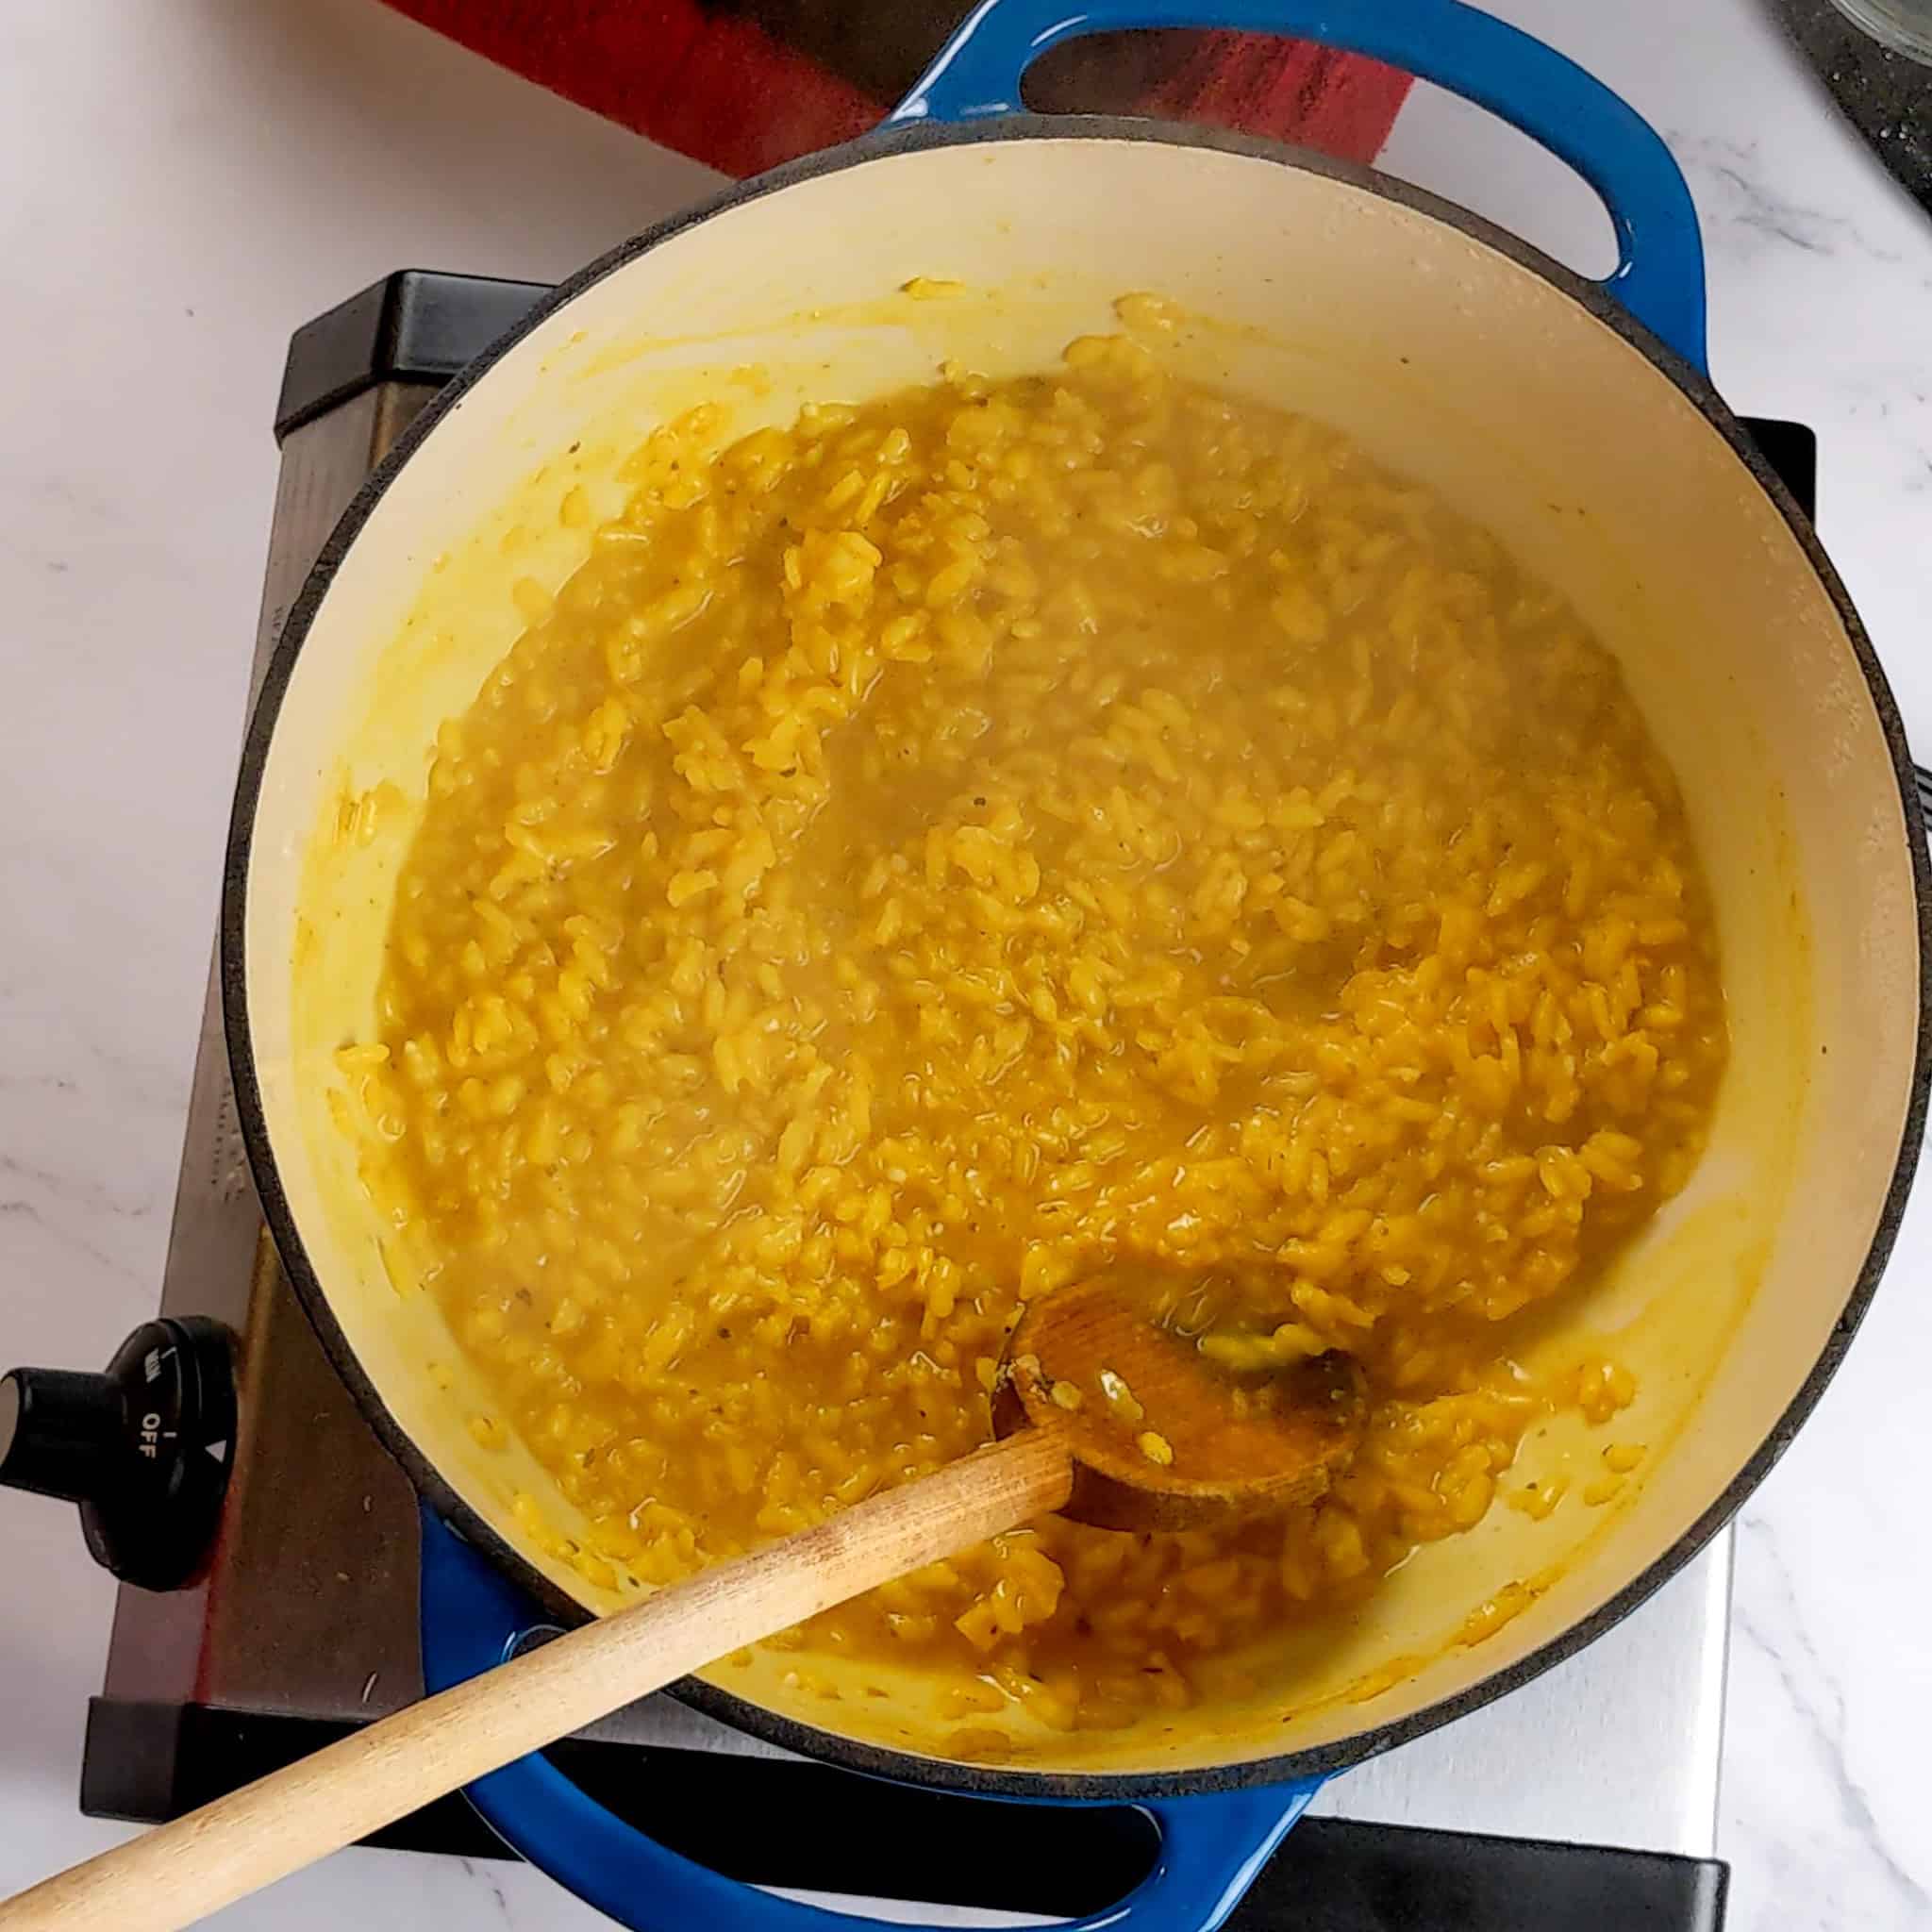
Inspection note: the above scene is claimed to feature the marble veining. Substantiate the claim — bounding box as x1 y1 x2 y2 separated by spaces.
1672 130 1910 262
1733 1515 1931 1921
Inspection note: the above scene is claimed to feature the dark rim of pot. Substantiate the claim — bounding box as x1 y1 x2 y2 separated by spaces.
222 113 1932 1804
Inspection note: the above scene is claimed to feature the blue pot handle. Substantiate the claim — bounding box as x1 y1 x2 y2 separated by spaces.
420 1508 1323 1931
891 0 1707 371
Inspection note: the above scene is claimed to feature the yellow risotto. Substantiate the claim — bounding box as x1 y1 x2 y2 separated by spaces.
345 321 1725 1737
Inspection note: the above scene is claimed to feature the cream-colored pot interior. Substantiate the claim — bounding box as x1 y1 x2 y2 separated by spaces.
240 133 1919 1783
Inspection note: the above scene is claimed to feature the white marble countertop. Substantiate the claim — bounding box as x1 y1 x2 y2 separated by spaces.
3 0 1929 1925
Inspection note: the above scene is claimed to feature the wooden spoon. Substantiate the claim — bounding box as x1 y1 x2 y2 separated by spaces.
0 1278 1365 1932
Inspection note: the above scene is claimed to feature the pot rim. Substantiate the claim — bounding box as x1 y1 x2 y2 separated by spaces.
221 111 1932 1802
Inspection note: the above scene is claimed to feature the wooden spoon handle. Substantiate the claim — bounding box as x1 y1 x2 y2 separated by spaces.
0 1428 1072 1932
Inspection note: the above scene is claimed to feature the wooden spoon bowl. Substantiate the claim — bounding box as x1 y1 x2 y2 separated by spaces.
995 1275 1368 1531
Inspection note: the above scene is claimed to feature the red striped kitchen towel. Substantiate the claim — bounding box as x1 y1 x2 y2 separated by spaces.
379 0 1413 177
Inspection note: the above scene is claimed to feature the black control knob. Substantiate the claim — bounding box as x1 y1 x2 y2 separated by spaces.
0 1316 236 1591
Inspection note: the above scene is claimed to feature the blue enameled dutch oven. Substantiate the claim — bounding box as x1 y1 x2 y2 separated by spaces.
222 1 1930 1925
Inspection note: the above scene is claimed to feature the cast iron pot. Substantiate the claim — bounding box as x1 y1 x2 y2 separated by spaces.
224 1 1930 1924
